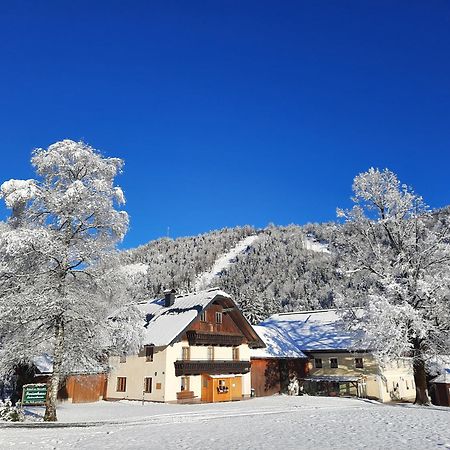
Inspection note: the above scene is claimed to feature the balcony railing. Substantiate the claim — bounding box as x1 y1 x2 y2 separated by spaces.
174 359 251 377
185 330 244 347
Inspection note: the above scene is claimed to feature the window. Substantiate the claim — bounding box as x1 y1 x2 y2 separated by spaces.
314 358 323 369
181 376 190 392
145 345 154 362
355 358 364 369
144 377 152 393
232 347 240 361
200 311 207 322
215 312 223 324
207 346 215 361
330 358 338 369
182 346 190 361
217 379 229 394
119 354 126 363
116 377 127 392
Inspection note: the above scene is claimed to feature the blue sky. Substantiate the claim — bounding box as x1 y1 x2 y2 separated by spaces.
0 1 449 248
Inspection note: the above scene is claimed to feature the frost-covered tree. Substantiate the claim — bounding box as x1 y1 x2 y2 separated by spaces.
0 140 141 421
335 168 450 405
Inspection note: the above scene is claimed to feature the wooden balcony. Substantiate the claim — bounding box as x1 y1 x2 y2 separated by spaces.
174 359 251 377
186 330 244 347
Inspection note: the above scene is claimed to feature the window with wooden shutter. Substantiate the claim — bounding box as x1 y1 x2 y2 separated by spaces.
182 346 190 361
116 377 127 392
144 377 152 393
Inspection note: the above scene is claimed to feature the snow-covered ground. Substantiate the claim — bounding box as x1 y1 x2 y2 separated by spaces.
194 235 258 290
303 237 330 254
2 396 449 449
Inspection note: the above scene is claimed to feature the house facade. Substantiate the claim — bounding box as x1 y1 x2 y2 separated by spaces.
106 288 264 403
254 309 416 403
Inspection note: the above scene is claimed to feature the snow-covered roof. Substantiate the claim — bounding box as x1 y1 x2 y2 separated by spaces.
140 288 264 348
430 369 450 384
258 309 365 352
251 325 307 359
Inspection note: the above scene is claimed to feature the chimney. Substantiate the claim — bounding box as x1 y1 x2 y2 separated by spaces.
164 289 176 307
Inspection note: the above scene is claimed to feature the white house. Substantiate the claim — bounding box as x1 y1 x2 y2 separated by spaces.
254 309 416 402
106 288 265 403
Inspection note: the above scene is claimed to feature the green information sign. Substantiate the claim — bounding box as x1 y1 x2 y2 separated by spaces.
22 383 48 406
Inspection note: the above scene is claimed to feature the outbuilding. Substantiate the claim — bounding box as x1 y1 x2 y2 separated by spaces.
429 369 450 407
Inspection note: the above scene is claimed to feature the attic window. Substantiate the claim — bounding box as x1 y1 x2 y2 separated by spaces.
200 311 207 322
314 358 322 369
330 358 338 369
145 345 154 362
215 312 223 324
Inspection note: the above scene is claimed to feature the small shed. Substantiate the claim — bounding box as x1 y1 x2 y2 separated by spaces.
429 369 450 407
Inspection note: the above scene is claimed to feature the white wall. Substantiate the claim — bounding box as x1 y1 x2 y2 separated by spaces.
107 340 253 402
106 346 167 402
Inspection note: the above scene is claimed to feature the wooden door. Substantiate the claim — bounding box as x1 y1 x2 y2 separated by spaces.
230 376 242 400
201 375 212 402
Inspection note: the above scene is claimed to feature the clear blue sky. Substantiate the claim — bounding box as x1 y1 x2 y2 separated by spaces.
0 1 449 248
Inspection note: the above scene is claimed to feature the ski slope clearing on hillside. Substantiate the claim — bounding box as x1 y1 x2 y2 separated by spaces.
194 235 258 290
304 237 330 254
2 396 449 449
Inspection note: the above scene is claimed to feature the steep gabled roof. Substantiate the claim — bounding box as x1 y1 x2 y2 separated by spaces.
139 288 265 348
251 325 307 359
257 309 365 353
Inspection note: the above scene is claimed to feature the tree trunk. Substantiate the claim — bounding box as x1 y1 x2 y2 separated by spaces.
44 318 64 421
413 356 430 406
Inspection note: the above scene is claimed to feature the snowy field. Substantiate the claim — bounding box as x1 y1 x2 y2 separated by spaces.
1 396 449 449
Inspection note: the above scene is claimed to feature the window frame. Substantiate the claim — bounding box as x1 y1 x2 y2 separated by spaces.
314 358 323 369
181 376 190 392
354 357 364 369
200 311 207 322
182 346 190 361
232 346 240 361
330 358 338 369
116 377 127 392
215 311 223 324
145 345 154 362
207 346 215 361
144 377 153 393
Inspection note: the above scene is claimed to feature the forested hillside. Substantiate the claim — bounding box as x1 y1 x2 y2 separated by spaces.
119 223 344 323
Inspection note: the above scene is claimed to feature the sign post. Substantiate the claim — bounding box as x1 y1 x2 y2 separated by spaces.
21 383 48 406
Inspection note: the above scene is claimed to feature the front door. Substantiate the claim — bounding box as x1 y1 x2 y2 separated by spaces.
201 375 211 402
